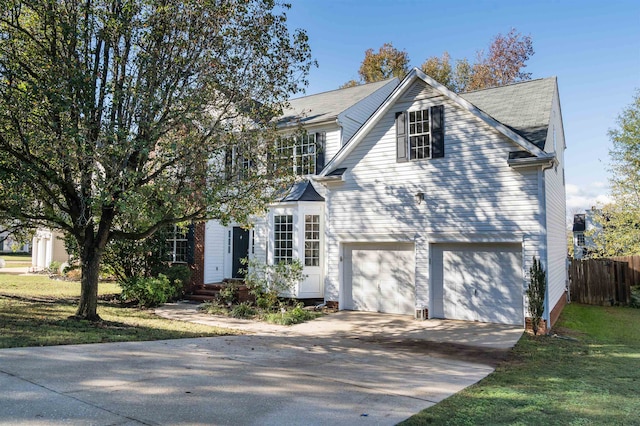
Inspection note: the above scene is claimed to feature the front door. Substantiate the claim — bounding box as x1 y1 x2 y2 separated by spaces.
232 227 249 279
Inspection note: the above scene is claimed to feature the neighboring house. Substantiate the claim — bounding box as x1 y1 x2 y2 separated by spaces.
31 228 69 271
572 209 601 259
191 68 568 329
0 231 30 253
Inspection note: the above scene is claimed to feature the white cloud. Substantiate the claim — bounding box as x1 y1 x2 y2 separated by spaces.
565 182 611 214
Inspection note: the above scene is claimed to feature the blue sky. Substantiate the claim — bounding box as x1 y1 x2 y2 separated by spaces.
285 0 640 216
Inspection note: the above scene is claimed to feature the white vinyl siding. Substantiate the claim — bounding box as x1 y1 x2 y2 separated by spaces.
543 87 568 320
325 79 542 313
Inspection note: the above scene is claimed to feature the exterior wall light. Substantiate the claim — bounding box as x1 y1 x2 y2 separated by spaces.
415 192 425 205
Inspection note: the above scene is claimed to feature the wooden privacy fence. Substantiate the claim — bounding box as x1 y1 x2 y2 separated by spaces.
569 258 633 305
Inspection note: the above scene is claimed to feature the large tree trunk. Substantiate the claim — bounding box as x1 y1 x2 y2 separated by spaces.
75 246 102 321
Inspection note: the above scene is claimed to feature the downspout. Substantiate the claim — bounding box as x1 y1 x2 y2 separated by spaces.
539 159 556 327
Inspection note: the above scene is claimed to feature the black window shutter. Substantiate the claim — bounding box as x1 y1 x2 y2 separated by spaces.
186 224 195 265
396 111 408 162
224 148 233 181
315 132 326 174
431 105 444 158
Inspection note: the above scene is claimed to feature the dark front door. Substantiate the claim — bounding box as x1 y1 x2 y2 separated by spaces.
232 227 249 278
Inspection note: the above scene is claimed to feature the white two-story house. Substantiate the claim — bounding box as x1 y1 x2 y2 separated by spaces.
191 68 568 330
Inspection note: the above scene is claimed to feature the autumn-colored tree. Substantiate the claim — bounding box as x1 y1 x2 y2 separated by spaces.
592 90 640 256
468 28 534 91
421 52 453 90
420 28 534 92
0 0 313 320
340 42 409 87
339 80 360 89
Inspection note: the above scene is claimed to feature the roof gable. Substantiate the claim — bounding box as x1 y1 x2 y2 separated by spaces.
320 68 554 176
278 78 398 127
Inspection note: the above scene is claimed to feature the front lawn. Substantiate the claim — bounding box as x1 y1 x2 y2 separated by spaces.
0 254 32 268
401 304 640 425
0 273 238 349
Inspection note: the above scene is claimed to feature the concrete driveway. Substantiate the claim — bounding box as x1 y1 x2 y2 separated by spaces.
0 305 522 425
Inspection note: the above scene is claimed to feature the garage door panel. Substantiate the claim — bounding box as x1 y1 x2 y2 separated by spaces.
345 243 415 316
436 243 523 325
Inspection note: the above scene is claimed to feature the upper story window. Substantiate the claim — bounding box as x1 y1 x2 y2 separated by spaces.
277 132 326 176
576 232 585 247
409 109 431 160
225 146 254 181
396 105 444 162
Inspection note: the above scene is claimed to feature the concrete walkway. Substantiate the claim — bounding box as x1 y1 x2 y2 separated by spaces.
155 302 524 349
0 303 523 425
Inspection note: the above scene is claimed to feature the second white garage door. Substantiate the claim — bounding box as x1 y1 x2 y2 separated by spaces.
343 243 415 315
431 243 524 325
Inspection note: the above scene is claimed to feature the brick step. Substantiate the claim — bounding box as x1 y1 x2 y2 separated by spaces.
185 294 217 302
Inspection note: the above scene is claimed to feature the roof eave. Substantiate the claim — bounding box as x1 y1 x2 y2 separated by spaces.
508 155 556 169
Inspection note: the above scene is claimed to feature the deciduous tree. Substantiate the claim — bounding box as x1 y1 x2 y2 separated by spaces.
0 0 313 320
420 28 534 92
592 91 640 256
340 42 409 87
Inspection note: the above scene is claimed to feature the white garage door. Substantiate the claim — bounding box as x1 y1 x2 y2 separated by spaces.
432 243 523 325
343 243 415 315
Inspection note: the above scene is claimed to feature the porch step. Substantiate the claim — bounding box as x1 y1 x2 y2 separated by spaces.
186 280 252 303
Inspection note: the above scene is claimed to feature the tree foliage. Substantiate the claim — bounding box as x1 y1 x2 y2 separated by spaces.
592 91 640 256
340 42 409 87
0 0 313 320
421 28 534 92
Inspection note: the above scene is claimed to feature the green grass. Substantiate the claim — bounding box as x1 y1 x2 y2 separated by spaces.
0 273 238 348
0 254 32 267
401 304 640 426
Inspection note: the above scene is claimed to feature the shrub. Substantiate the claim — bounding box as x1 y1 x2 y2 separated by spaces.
198 301 229 316
120 274 183 308
264 304 322 325
527 256 546 335
231 302 256 319
218 282 239 305
164 265 191 290
630 286 640 309
244 258 305 311
48 261 62 275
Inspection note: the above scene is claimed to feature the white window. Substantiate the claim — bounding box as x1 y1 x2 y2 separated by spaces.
304 215 320 266
167 225 188 263
274 215 293 264
277 133 318 176
408 109 431 160
576 233 585 247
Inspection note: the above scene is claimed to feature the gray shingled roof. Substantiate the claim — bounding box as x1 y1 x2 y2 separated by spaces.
280 180 324 202
279 78 398 126
460 77 557 150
